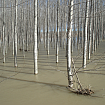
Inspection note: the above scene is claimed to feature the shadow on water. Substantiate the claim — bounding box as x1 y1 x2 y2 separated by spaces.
0 68 33 75
0 75 103 98
0 64 33 70
0 75 66 87
78 71 105 76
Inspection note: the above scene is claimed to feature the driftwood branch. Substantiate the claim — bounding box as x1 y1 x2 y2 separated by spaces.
67 58 94 95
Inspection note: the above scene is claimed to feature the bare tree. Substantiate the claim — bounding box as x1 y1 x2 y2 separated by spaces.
14 0 18 67
56 0 60 63
3 0 5 63
67 0 73 87
47 0 49 55
83 0 89 68
34 0 38 74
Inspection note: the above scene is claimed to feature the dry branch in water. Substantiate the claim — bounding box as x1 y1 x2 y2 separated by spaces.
67 58 94 95
67 86 94 95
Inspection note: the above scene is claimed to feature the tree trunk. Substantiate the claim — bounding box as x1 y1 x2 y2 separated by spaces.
88 0 92 60
47 0 49 55
22 0 25 57
67 0 73 87
83 0 89 68
63 0 66 49
54 4 56 49
3 0 5 63
34 0 38 74
56 0 60 63
91 0 95 54
101 0 104 40
14 0 18 67
26 0 28 51
77 1 80 50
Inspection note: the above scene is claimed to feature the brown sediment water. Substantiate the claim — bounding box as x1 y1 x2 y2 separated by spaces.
0 40 105 105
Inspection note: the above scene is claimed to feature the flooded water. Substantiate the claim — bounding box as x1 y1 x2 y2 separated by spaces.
0 40 105 105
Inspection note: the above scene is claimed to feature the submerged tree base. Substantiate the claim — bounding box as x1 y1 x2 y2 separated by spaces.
67 86 94 95
19 48 30 52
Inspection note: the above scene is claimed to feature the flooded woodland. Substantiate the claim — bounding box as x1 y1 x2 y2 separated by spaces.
0 0 105 105
0 39 105 105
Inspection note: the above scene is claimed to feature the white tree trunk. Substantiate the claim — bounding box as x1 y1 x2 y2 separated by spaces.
3 0 5 63
83 0 89 68
77 1 80 50
56 0 60 63
88 0 92 60
91 0 95 54
34 0 38 74
47 0 49 55
101 0 104 40
22 0 25 57
63 0 66 49
14 0 18 67
54 4 56 49
11 1 14 56
67 0 73 87
26 0 28 51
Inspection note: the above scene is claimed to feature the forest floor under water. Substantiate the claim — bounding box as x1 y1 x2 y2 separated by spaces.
0 40 105 105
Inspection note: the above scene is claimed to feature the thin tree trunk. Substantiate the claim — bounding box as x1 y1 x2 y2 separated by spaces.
63 0 66 49
77 1 80 50
34 0 38 74
54 4 56 49
11 2 14 56
101 0 104 40
37 0 39 51
56 0 60 63
44 3 47 49
94 0 97 51
26 0 28 51
67 0 73 87
47 0 49 55
14 0 18 67
3 0 5 63
22 0 25 57
91 0 95 54
88 0 92 60
43 1 46 48
60 6 62 48
83 0 89 68
81 0 84 49
0 0 2 48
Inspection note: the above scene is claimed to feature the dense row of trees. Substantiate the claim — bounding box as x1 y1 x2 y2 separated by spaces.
0 0 105 87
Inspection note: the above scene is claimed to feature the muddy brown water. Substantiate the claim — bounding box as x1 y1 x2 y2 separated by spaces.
0 40 105 105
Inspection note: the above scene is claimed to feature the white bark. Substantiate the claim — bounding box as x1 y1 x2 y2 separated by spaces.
47 0 49 55
14 0 18 67
11 2 14 56
54 4 56 49
22 0 25 57
88 0 92 60
56 0 60 63
63 0 66 49
77 1 80 50
92 0 95 54
67 0 73 87
94 0 97 51
81 0 84 48
34 0 38 74
44 4 47 49
83 0 89 68
3 0 5 63
26 0 28 51
101 0 104 40
43 2 46 48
